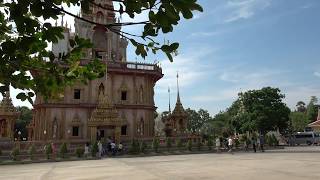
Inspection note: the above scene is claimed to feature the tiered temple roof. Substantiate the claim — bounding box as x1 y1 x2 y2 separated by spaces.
0 91 19 115
88 94 124 127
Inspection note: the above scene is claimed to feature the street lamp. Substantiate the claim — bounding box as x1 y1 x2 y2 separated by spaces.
43 130 47 143
18 131 21 141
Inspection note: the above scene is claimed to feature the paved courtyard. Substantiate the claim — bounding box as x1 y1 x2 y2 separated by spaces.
1 147 320 180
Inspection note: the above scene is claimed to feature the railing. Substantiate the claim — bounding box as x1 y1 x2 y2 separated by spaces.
79 59 162 74
107 61 162 74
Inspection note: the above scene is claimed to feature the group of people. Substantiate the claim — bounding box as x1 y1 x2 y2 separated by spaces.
84 137 125 158
215 135 265 153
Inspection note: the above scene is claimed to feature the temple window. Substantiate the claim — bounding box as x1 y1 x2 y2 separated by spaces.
121 91 127 101
72 126 79 136
96 12 104 24
121 125 127 135
74 89 81 99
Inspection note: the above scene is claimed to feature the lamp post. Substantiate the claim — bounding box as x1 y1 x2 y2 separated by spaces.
137 128 140 137
67 129 71 145
18 131 21 150
18 131 21 141
43 130 47 145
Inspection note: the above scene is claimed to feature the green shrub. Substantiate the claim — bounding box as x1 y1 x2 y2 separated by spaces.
59 143 68 158
177 139 184 150
75 146 85 158
11 147 20 161
240 134 248 143
207 138 213 150
271 134 279 146
152 138 160 153
91 142 98 157
129 139 139 154
187 139 192 151
266 135 272 146
139 141 147 153
45 144 53 159
166 138 172 151
235 138 240 148
29 144 36 160
197 140 202 151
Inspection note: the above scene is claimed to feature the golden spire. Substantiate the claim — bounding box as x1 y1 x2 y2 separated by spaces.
168 86 171 112
176 72 181 103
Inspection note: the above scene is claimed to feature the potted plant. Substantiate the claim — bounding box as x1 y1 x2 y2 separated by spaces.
152 138 159 153
91 142 98 157
29 144 36 160
187 139 192 151
11 147 20 161
75 146 85 158
59 142 68 159
45 143 53 160
177 139 184 151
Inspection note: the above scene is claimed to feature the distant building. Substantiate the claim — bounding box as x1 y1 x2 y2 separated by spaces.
28 0 163 143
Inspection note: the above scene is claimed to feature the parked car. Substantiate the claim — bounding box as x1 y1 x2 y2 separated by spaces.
293 132 319 145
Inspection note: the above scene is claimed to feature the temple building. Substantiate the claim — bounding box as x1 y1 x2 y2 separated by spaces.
28 0 163 143
163 73 188 137
0 91 20 141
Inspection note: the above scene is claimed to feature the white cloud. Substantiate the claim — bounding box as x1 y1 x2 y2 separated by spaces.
191 66 293 104
314 71 320 78
224 0 271 23
155 47 217 93
190 31 222 37
301 3 313 9
154 46 218 114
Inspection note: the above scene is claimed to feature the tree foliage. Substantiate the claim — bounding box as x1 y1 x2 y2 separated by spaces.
290 111 308 132
210 87 291 136
236 87 291 134
306 96 318 122
186 108 212 133
0 0 202 102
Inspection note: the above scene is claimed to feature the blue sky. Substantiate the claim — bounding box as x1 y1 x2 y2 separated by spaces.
2 0 320 116
152 0 320 115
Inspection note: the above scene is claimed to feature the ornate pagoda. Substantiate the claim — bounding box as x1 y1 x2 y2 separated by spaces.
0 90 20 141
163 73 188 137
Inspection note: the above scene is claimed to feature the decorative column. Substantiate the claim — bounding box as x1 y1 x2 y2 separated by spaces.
115 126 121 143
90 127 97 142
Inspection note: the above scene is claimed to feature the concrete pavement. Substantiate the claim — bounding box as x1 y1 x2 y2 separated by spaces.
0 149 320 180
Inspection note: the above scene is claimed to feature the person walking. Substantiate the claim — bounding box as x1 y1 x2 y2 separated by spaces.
98 141 103 158
259 135 265 152
51 142 56 160
118 142 123 155
110 141 116 156
252 137 257 153
84 142 89 157
228 136 233 153
215 137 221 153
